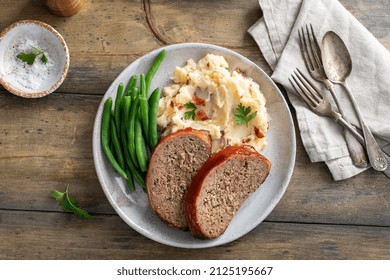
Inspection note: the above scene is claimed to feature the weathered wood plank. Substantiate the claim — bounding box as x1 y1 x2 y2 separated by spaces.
146 0 262 45
0 0 161 95
1 0 388 54
1 93 389 226
0 93 113 213
0 0 390 260
0 0 160 54
61 55 139 94
342 0 390 44
1 0 389 95
0 210 388 259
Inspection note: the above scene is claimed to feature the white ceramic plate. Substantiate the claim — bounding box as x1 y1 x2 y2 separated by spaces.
92 43 296 248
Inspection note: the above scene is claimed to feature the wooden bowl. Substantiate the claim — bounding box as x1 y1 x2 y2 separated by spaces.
43 0 84 17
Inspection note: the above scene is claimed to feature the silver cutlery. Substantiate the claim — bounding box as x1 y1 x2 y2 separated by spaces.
298 24 368 168
289 69 390 177
321 31 387 172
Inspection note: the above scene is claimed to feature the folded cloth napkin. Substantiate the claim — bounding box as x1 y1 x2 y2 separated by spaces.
249 0 390 180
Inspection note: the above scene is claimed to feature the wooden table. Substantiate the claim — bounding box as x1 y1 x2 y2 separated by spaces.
0 0 389 260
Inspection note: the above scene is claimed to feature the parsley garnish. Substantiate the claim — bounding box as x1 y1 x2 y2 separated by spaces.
184 102 197 120
50 184 92 219
234 103 257 127
17 45 48 65
16 53 36 65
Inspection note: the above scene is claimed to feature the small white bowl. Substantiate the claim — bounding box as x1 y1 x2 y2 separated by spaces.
0 20 69 98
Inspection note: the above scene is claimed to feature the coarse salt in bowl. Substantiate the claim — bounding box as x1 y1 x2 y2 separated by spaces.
0 20 69 98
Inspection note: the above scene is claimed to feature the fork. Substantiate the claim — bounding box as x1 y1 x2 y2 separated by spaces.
289 69 389 176
298 24 368 168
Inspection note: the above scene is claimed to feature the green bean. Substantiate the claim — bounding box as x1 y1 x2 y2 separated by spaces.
148 88 161 150
121 96 146 189
125 168 135 191
139 74 150 138
131 86 139 101
127 154 146 190
124 75 137 96
135 111 149 172
134 171 146 191
128 96 140 168
126 150 146 189
122 96 131 133
121 98 138 189
101 97 128 179
109 141 115 158
146 49 166 93
110 118 125 169
120 97 131 170
114 83 124 129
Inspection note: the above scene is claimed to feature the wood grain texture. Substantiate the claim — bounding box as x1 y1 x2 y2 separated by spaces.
0 210 389 260
1 0 389 95
0 93 112 213
0 0 389 260
0 0 269 94
1 93 389 226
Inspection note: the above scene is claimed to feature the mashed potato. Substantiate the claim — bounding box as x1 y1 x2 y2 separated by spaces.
157 54 269 153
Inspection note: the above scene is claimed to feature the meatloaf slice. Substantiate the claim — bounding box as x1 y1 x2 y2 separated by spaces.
185 145 271 239
146 128 212 230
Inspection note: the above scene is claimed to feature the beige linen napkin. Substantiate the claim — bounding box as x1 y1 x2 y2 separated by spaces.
249 0 390 180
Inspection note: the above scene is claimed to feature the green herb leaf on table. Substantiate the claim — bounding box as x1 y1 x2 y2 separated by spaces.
50 184 92 219
234 103 257 127
184 102 197 120
17 45 48 66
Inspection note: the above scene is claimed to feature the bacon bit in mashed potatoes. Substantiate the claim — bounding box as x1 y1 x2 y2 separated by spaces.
157 54 269 153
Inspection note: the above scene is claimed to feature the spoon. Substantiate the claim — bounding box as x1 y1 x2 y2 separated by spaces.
321 31 387 171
